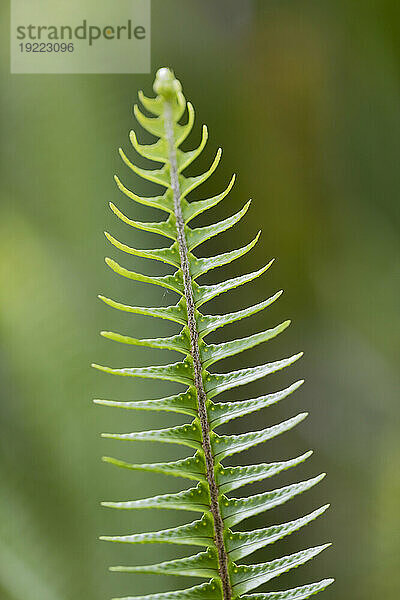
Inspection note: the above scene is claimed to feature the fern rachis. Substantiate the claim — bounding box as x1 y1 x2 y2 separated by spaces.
93 68 333 600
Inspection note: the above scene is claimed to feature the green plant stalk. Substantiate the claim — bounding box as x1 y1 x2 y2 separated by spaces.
163 97 231 598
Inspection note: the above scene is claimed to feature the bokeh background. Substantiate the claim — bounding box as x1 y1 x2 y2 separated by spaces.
1 1 399 599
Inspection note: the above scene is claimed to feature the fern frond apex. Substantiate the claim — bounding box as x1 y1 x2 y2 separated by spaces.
153 67 182 99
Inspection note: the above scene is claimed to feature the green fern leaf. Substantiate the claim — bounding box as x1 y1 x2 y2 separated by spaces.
94 67 333 600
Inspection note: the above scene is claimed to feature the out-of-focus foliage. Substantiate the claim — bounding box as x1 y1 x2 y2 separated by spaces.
0 1 398 600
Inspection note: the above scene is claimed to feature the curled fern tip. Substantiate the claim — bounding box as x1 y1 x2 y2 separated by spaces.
153 66 182 99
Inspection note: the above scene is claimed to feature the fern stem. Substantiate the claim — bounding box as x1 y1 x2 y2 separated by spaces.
163 100 232 600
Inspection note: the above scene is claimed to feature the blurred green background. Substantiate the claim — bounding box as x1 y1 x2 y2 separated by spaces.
1 1 399 599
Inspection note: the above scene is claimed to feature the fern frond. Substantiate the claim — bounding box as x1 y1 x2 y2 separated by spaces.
94 67 333 600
